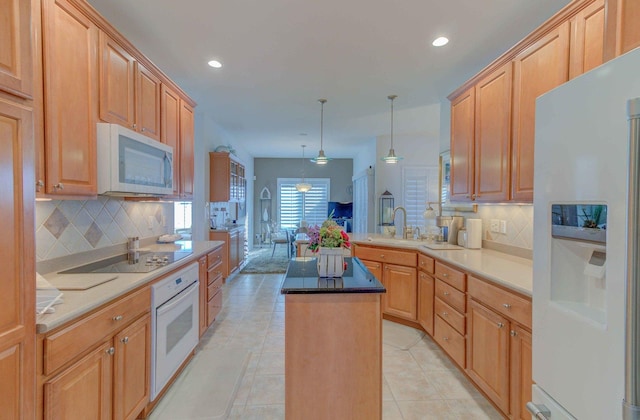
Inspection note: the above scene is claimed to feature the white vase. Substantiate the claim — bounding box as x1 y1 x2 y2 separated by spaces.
262 208 269 222
316 247 345 278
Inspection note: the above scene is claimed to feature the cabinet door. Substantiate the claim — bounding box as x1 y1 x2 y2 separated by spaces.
383 264 417 321
604 0 640 59
417 271 435 335
570 0 605 79
209 231 230 279
449 87 475 202
209 152 231 202
98 31 135 128
512 22 569 202
510 325 532 420
466 299 510 413
361 259 384 311
198 256 208 337
113 315 150 420
474 62 512 202
0 0 33 98
135 62 161 141
179 100 194 198
42 0 98 196
161 84 181 197
0 98 35 419
44 341 113 420
229 230 240 272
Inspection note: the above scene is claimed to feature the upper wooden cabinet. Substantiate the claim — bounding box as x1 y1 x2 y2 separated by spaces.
42 0 99 196
179 100 194 199
210 152 246 202
99 32 161 141
604 0 640 60
450 63 512 202
0 0 33 98
161 84 181 197
512 22 570 202
570 0 605 79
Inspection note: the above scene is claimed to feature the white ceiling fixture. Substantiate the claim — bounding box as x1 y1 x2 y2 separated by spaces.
207 60 222 68
311 99 331 165
432 37 449 47
295 145 312 193
381 95 403 164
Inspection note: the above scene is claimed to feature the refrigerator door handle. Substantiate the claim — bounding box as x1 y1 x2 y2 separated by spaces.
527 402 552 420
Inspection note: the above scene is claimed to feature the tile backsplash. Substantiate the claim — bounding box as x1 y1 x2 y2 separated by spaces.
36 197 174 261
474 204 533 250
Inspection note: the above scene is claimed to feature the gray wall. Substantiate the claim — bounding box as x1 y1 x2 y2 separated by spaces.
253 157 353 244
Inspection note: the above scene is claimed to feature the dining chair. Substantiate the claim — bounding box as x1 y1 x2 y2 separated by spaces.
271 229 291 258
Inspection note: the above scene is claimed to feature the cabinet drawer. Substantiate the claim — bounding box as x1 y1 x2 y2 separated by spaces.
354 246 416 267
435 297 465 335
418 253 435 274
207 289 222 323
43 287 150 375
207 247 224 269
434 316 465 368
435 262 466 291
435 279 466 314
468 276 532 329
207 265 223 285
207 275 222 301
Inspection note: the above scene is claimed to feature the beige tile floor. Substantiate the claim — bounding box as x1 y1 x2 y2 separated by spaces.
157 272 503 419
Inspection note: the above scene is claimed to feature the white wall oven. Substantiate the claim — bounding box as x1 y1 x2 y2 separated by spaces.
150 262 199 400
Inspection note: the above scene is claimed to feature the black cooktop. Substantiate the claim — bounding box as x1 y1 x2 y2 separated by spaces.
59 251 193 274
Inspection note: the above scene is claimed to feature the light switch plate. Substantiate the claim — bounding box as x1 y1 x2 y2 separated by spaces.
490 219 500 233
500 220 507 234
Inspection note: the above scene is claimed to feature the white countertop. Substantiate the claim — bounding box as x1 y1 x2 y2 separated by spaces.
36 241 224 334
350 234 532 297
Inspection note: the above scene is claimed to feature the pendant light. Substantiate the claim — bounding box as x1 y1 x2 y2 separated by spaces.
381 94 403 164
311 98 331 165
295 145 312 193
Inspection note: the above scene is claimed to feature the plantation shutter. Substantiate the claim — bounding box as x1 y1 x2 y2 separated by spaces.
402 166 439 229
278 178 330 229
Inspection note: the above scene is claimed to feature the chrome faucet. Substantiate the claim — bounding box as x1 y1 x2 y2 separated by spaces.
393 206 409 239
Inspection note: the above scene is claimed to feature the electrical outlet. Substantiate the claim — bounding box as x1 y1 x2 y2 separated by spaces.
500 220 507 234
147 215 154 230
490 219 500 233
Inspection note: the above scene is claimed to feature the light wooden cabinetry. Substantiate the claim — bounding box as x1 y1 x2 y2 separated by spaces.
361 259 385 309
209 152 246 202
198 256 208 337
512 22 570 202
39 287 151 420
98 31 162 141
450 63 512 202
0 97 36 418
466 275 532 419
161 85 181 196
570 0 605 79
179 100 194 199
604 0 640 60
209 228 246 280
206 247 224 328
0 0 33 98
354 244 417 321
41 0 99 196
417 254 435 336
433 262 466 368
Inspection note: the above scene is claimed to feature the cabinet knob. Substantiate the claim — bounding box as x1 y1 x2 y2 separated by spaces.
510 330 517 337
380 254 385 259
53 183 64 190
132 123 137 128
112 315 123 321
502 303 512 309
443 337 449 341
442 312 448 317
106 347 115 355
442 273 448 277
443 291 450 296
121 337 129 344
36 180 44 188
497 322 505 329
141 127 146 132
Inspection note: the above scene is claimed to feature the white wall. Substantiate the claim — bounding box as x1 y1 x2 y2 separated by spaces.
193 112 254 247
352 137 377 175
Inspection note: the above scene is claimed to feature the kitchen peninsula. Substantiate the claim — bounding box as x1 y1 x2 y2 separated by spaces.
281 257 385 419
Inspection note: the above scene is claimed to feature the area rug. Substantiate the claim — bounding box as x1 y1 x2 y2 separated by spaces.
240 245 291 274
149 347 250 420
383 319 425 350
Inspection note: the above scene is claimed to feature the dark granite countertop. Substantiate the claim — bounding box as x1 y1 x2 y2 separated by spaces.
280 257 386 294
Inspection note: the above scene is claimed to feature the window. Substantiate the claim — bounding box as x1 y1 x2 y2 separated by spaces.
174 202 192 232
278 178 330 229
402 166 439 229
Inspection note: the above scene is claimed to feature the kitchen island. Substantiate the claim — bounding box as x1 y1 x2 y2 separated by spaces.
281 257 385 419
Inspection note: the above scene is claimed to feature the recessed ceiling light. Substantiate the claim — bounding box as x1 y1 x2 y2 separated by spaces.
207 60 222 68
432 37 449 47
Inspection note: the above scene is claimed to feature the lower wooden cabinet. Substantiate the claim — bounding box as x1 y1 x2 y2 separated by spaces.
510 325 533 420
199 247 224 335
198 256 208 337
39 288 151 420
383 264 417 321
417 271 435 335
209 228 246 279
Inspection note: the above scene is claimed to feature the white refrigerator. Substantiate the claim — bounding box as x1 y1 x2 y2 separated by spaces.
532 47 640 419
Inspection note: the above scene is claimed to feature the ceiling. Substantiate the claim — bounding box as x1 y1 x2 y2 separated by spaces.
87 0 572 159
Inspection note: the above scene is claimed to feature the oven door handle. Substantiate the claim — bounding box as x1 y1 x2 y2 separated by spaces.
156 281 199 317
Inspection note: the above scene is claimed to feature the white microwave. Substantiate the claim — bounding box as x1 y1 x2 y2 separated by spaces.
97 123 174 196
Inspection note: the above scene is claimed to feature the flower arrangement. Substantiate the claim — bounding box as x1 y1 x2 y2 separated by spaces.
307 218 351 253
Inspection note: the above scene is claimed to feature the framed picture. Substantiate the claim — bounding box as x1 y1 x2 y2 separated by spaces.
440 150 477 213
